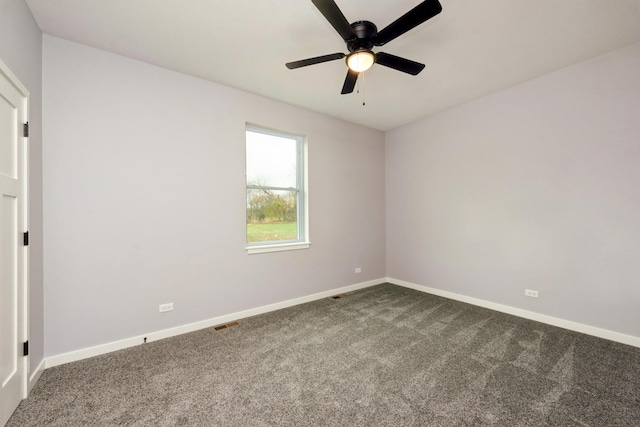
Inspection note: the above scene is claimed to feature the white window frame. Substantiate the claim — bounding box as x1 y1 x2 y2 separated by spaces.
245 124 309 254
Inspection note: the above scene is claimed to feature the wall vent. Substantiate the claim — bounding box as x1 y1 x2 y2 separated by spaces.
213 321 240 332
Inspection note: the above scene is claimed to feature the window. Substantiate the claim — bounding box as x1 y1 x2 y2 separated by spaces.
245 125 308 254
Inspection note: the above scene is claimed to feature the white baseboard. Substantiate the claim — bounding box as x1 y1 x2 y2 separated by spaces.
28 358 45 393
45 278 385 369
387 277 640 348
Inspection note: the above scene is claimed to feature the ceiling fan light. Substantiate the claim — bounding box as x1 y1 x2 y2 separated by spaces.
347 51 375 72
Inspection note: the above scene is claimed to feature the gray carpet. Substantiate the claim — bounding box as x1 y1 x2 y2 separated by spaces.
8 283 640 426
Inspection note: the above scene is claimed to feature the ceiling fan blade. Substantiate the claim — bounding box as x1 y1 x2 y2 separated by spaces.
375 52 425 75
341 69 359 94
286 53 346 69
312 0 356 41
373 0 442 46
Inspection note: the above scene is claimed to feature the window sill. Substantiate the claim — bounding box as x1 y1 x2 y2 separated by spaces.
246 242 311 255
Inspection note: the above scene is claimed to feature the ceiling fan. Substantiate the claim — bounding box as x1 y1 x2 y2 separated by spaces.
286 0 442 95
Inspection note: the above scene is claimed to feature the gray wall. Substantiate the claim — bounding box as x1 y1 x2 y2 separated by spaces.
0 0 44 375
42 36 386 357
386 42 640 338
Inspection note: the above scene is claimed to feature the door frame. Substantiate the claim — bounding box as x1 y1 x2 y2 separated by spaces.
0 58 30 402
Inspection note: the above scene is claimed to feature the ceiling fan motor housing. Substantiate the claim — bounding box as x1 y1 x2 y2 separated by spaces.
347 21 377 53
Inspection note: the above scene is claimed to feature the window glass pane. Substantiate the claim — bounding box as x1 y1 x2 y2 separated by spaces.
246 131 297 189
247 189 298 243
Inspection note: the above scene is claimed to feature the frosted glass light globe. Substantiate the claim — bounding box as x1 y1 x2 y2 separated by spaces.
347 51 375 72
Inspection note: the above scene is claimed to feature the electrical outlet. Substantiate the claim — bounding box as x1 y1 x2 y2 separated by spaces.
355 267 362 273
524 289 539 298
159 303 173 313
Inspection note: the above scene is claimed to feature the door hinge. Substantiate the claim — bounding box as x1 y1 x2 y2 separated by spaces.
23 341 29 356
23 231 29 246
23 121 29 137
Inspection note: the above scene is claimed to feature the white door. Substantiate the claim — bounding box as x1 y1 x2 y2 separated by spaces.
0 59 28 426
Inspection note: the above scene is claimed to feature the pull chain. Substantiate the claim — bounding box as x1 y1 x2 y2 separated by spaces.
361 71 366 106
355 70 366 106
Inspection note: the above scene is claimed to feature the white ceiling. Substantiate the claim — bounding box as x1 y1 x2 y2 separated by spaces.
26 0 640 131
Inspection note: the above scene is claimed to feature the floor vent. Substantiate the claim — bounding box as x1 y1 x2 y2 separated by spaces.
330 294 348 300
213 321 240 332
